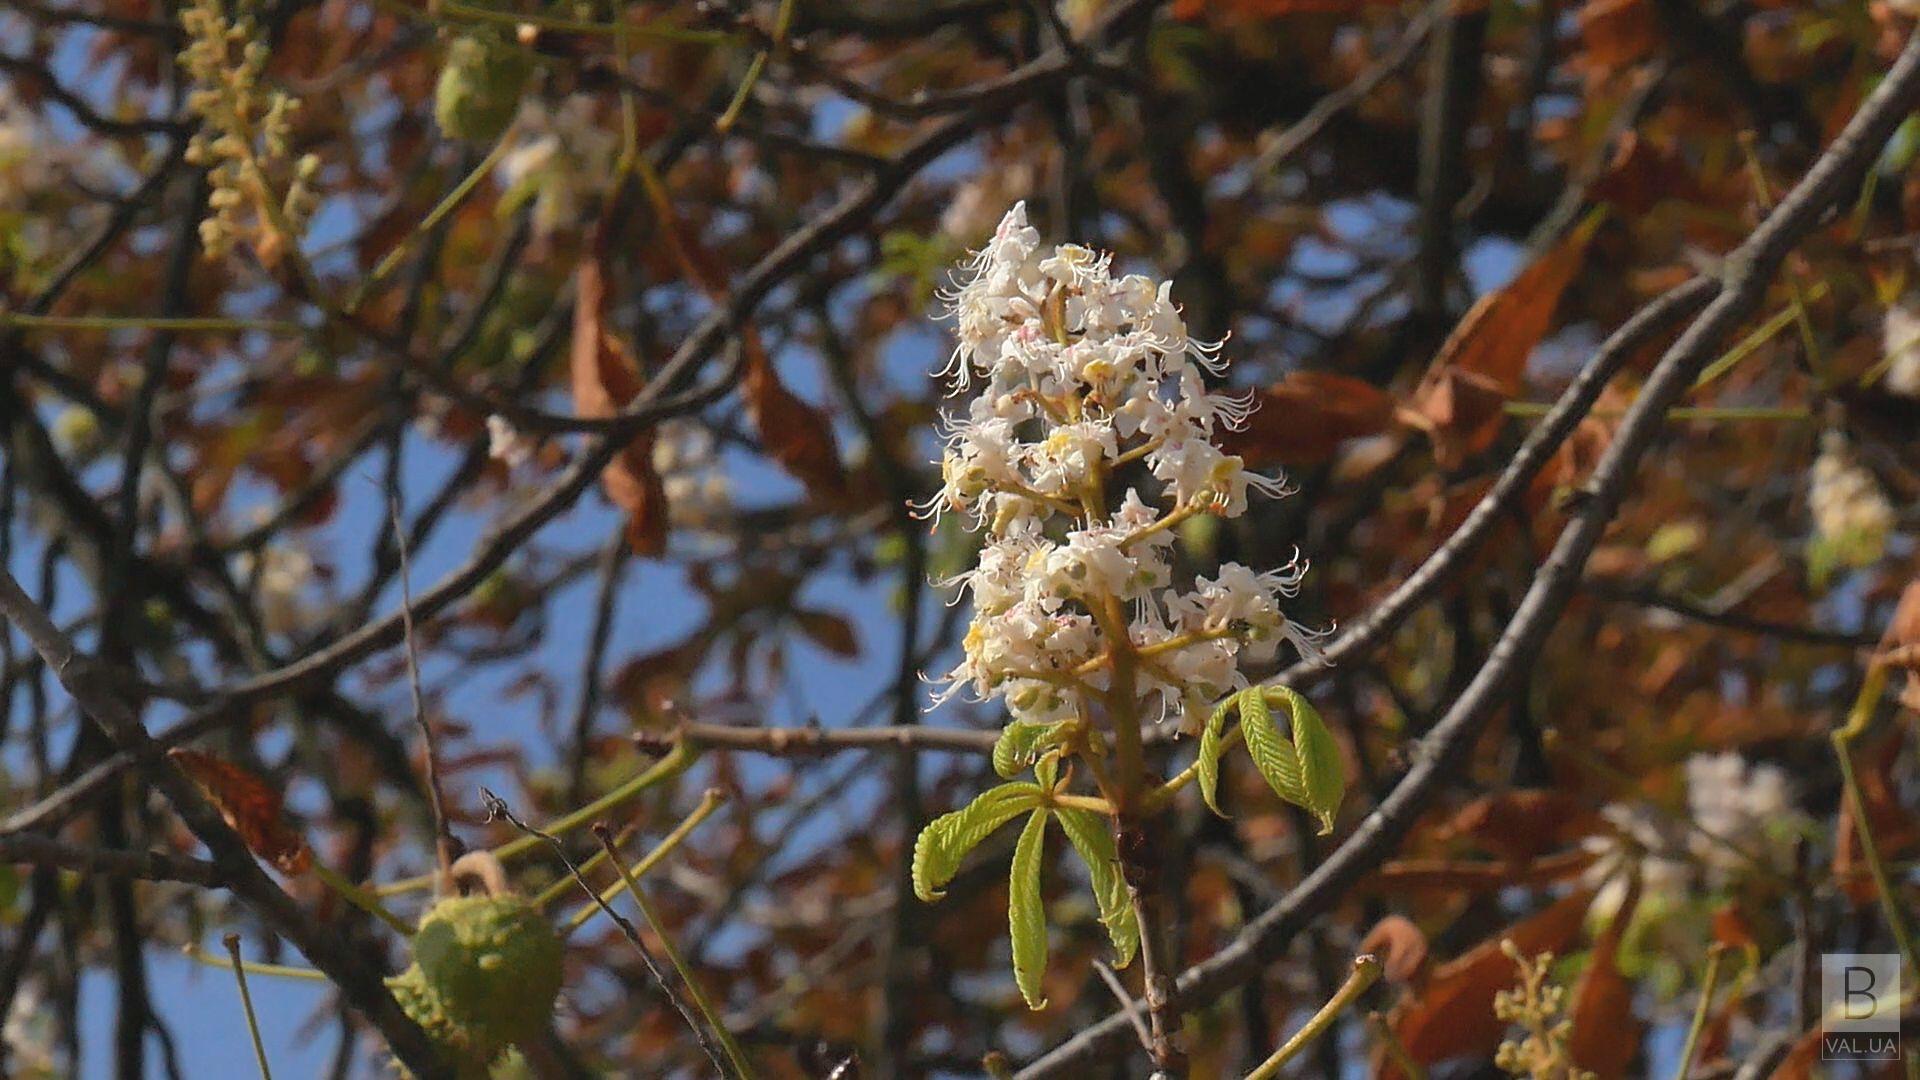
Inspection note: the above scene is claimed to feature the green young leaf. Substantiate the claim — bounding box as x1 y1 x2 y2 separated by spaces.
1195 694 1238 817
912 783 1044 902
1008 808 1051 1010
1238 685 1308 808
1053 807 1138 969
992 719 1074 779
1264 686 1346 834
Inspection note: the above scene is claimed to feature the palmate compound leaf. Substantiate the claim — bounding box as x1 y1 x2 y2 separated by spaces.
1053 807 1139 969
912 782 1044 902
1237 686 1346 834
1008 807 1051 1010
991 718 1076 780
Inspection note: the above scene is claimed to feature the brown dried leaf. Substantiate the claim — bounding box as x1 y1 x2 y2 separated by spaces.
571 209 667 557
742 341 846 499
1409 213 1604 468
1441 790 1605 862
1567 875 1642 1078
1383 888 1595 1078
168 749 312 875
1359 914 1430 986
1217 371 1396 467
1578 0 1660 71
793 608 860 658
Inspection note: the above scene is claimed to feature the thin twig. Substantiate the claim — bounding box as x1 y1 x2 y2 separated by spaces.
479 788 734 1079
222 934 275 1080
592 821 757 1079
389 491 457 885
1091 959 1153 1054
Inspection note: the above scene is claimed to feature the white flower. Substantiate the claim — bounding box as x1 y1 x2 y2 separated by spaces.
1685 752 1805 886
495 96 620 236
926 203 1323 725
486 414 533 468
1809 431 1894 570
1883 294 1920 398
651 420 729 528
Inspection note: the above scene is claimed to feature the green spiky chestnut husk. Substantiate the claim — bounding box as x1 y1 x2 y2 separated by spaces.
433 34 531 142
388 893 563 1075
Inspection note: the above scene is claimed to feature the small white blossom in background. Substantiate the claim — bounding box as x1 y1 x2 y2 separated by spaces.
486 414 535 469
495 96 620 237
651 420 731 529
928 203 1324 729
3 981 60 1078
1685 751 1806 887
1583 752 1808 916
1881 293 1920 397
234 545 317 637
1808 430 1895 576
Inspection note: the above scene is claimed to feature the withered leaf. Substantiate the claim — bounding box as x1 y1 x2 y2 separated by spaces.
1567 874 1642 1079
1409 213 1604 468
1382 888 1595 1078
1217 371 1395 467
168 748 313 875
571 207 668 557
742 341 846 500
1358 914 1430 986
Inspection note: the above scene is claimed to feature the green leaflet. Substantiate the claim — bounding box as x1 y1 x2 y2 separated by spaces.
912 783 1044 902
1008 808 1051 1010
1053 807 1138 969
1238 686 1308 809
1264 686 1346 834
1195 694 1238 817
991 719 1074 779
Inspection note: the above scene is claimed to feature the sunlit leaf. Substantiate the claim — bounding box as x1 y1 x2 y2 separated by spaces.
1008 807 1051 1010
992 719 1075 780
1054 806 1138 969
912 782 1044 902
1195 694 1238 817
1263 686 1345 833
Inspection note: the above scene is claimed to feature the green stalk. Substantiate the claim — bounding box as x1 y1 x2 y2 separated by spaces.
312 862 415 935
1246 955 1382 1080
593 822 757 1079
185 942 326 982
378 740 698 897
1833 664 1920 973
1671 944 1728 1080
540 784 726 916
348 130 521 312
222 934 275 1079
0 313 303 334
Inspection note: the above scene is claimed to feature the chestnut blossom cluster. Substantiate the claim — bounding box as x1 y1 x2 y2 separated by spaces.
1809 430 1894 571
1584 751 1808 918
929 204 1323 729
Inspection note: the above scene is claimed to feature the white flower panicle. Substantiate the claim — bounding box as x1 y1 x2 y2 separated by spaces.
1882 293 1920 398
928 203 1323 728
1583 751 1808 914
1809 430 1894 568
